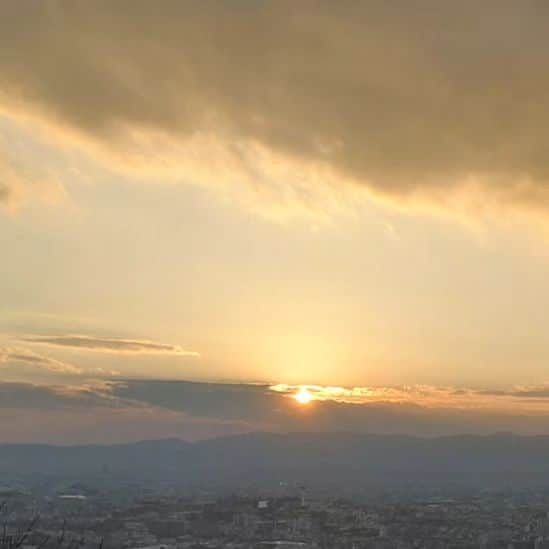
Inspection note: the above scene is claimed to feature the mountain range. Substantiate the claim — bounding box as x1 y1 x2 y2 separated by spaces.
3 432 549 487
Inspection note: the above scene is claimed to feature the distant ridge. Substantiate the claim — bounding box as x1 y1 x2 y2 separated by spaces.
3 432 549 487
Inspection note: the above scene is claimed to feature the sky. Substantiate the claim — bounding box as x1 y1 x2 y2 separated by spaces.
4 1 549 443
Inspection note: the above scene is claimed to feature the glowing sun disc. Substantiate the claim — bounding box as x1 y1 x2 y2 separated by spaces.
295 387 312 405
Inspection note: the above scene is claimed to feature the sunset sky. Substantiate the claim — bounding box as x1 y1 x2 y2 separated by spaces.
3 1 549 443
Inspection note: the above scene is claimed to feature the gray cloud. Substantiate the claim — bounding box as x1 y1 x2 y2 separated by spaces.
111 379 285 422
6 379 549 443
2 1 549 214
502 387 549 399
0 381 126 410
109 379 549 437
21 335 199 356
0 346 83 374
0 381 263 444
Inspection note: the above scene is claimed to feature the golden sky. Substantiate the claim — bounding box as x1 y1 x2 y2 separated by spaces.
3 1 549 442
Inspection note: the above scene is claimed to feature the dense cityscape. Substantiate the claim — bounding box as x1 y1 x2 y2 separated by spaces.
5 480 549 549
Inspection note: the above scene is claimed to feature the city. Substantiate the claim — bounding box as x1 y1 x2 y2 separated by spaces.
4 477 549 548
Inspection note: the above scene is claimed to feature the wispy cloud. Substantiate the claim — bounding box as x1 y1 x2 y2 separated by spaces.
0 346 121 377
20 334 199 357
0 346 82 375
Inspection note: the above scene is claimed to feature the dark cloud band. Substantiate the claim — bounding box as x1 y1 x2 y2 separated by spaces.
5 379 549 443
1 1 549 213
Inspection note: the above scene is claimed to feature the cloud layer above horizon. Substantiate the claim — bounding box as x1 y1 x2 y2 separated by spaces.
3 378 549 444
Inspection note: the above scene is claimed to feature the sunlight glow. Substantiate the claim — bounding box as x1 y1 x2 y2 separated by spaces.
294 387 313 405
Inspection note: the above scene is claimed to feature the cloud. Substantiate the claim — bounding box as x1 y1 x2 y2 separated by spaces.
2 1 549 219
8 378 549 443
0 346 83 375
20 335 199 356
271 383 549 411
111 379 549 422
0 381 262 444
0 345 121 377
108 379 549 437
0 381 126 410
111 379 284 421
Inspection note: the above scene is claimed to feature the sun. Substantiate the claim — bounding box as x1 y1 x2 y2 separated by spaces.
294 387 312 405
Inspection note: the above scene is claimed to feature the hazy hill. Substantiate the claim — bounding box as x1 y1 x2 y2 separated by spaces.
2 432 549 488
